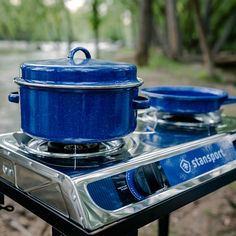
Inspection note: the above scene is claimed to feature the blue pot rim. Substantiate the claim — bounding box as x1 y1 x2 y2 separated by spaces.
141 86 228 101
14 77 143 89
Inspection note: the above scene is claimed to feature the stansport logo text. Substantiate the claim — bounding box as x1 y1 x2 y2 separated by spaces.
191 149 225 168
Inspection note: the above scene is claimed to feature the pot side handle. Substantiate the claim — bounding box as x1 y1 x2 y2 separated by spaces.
223 96 236 105
133 96 150 109
8 92 19 103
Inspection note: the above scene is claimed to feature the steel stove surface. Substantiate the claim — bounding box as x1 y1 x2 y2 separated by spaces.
0 109 236 232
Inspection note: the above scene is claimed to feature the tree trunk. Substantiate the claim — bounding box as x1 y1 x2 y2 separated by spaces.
165 0 182 60
213 11 236 54
94 25 99 58
135 0 153 66
152 24 170 57
91 0 100 58
203 0 211 35
191 0 215 77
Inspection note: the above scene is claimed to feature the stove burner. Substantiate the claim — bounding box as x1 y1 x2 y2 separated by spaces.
137 108 222 131
163 115 202 123
25 138 126 159
47 142 100 154
156 112 222 130
10 132 137 168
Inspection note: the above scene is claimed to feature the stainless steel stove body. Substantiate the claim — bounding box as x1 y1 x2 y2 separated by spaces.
0 109 236 231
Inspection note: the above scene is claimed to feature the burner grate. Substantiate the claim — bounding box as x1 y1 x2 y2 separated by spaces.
24 138 125 158
9 132 137 168
48 142 101 154
137 108 222 131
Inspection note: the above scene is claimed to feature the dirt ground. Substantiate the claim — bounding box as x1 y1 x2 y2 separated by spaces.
1 184 236 236
0 50 236 236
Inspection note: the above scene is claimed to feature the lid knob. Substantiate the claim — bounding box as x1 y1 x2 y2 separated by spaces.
68 47 92 62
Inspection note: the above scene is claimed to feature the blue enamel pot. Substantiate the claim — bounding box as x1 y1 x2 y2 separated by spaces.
8 47 149 144
141 86 236 114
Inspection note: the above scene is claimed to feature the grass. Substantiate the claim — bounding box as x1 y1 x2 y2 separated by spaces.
138 50 202 79
143 50 225 82
107 47 229 84
228 182 236 190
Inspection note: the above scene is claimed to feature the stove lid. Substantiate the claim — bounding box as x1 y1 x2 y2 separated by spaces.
19 47 142 89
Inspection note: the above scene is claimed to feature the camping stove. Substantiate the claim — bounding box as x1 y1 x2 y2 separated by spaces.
0 109 236 233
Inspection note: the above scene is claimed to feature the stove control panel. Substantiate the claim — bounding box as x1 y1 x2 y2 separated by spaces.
87 136 236 211
87 163 167 211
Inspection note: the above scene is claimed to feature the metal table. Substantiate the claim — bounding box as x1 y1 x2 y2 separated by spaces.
0 167 235 236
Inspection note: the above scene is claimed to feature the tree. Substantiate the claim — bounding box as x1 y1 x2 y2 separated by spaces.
89 0 102 58
120 0 139 48
165 0 182 59
203 0 212 36
213 10 236 54
191 0 215 77
64 0 74 50
135 0 153 66
151 1 170 57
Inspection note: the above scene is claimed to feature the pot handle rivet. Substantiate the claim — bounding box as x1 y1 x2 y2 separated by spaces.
68 47 92 61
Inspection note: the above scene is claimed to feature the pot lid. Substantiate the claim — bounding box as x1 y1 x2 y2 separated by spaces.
19 47 142 89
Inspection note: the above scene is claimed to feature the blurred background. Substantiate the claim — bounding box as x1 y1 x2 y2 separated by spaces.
0 0 235 235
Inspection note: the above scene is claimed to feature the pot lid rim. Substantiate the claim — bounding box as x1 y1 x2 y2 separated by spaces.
14 77 143 89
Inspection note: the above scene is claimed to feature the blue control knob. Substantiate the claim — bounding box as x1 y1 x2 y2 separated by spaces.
133 163 164 196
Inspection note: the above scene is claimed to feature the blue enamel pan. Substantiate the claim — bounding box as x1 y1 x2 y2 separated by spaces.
141 86 236 114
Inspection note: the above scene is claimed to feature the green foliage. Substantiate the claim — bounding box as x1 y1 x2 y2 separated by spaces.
178 0 236 52
0 0 235 54
88 0 102 32
0 0 71 41
209 0 236 50
153 1 166 31
153 0 236 53
178 0 199 52
99 2 124 42
70 11 91 41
